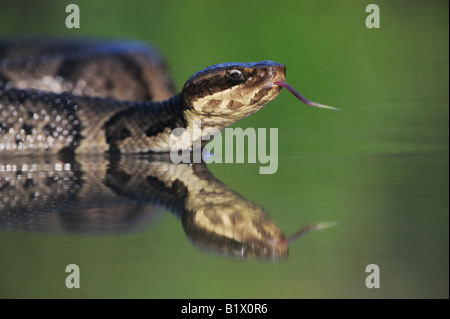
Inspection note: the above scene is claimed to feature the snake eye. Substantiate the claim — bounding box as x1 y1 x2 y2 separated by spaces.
228 69 245 84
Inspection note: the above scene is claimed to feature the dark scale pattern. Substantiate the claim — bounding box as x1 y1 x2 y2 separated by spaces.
144 95 187 136
21 123 34 135
0 87 82 153
104 162 189 217
0 121 9 133
103 94 187 152
43 123 57 137
115 126 132 140
56 53 153 101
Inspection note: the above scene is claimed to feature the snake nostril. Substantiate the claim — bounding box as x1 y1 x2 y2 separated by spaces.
273 65 286 80
275 65 285 75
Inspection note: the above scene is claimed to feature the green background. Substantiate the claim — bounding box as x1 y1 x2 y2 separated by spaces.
0 0 448 298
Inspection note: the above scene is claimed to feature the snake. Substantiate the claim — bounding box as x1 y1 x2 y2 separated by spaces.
0 39 337 259
0 39 337 154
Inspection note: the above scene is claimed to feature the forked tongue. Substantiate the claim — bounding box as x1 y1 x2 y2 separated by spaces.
280 221 340 245
274 81 340 111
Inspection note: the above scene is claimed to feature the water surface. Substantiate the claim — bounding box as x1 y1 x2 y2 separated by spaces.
0 0 448 298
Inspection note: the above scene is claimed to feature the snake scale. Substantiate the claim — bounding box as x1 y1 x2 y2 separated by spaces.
0 39 335 259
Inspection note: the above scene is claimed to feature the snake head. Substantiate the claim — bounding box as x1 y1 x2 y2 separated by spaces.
181 201 289 260
181 61 286 126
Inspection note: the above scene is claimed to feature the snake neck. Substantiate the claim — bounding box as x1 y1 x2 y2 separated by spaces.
100 93 185 153
103 93 227 154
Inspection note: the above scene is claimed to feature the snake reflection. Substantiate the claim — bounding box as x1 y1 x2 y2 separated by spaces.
0 155 332 259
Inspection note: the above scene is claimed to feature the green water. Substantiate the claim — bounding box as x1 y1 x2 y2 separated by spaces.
0 0 448 298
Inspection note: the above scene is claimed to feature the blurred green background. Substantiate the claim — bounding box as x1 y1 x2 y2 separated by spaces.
0 0 448 298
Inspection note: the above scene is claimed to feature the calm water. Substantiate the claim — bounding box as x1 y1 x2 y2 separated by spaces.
0 0 448 298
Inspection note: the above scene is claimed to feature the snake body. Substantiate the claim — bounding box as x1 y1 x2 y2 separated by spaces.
0 39 285 154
